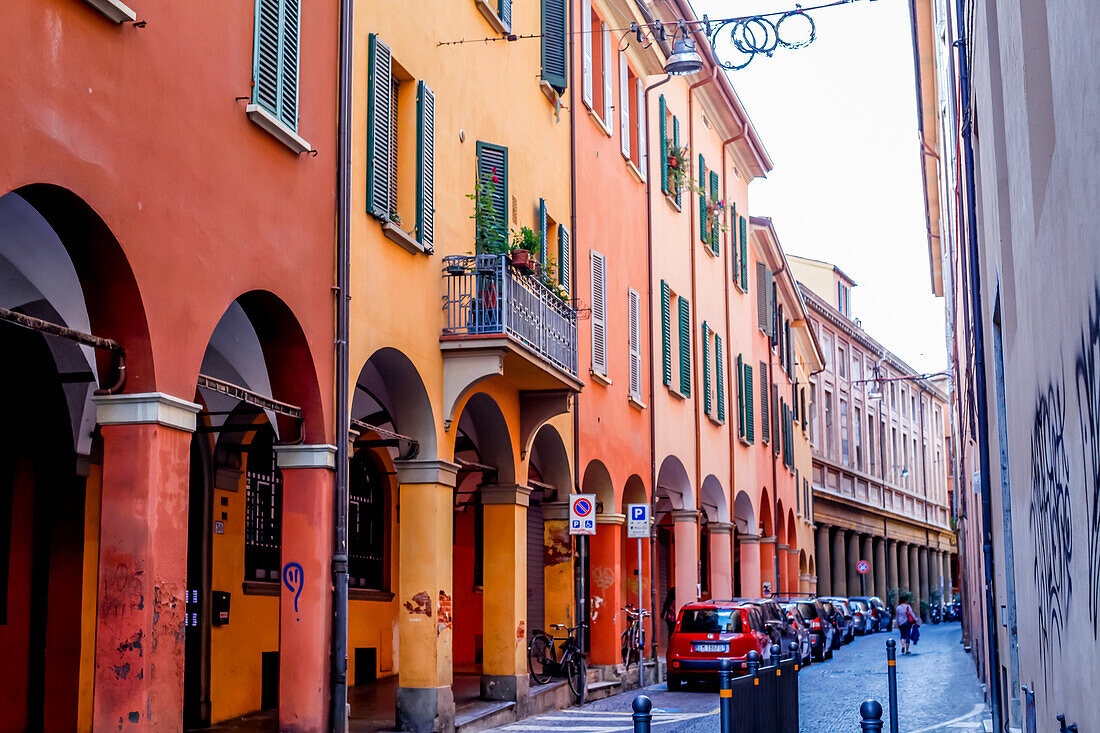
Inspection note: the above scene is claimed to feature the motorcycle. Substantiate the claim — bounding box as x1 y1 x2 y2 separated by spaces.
930 604 942 624
944 602 961 622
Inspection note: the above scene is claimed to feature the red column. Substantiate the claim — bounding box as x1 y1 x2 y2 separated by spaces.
786 548 799 595
759 537 776 595
92 393 199 732
671 511 699 614
276 446 337 733
589 515 624 666
739 534 762 597
708 523 733 599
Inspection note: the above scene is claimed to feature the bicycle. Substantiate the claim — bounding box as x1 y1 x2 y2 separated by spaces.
528 623 587 703
619 605 649 669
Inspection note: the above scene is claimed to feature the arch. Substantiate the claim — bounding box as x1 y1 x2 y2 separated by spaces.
530 423 571 494
453 392 516 485
353 347 437 461
5 184 154 388
620 474 648 510
758 487 773 537
733 490 756 534
700 475 728 523
809 555 816 577
786 511 797 550
799 550 808 574
656 455 693 512
581 459 615 514
775 499 787 545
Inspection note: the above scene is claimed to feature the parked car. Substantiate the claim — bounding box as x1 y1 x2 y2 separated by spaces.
733 598 799 654
779 602 816 665
817 600 844 650
820 597 855 644
847 597 875 635
665 601 772 690
867 596 890 631
781 599 834 662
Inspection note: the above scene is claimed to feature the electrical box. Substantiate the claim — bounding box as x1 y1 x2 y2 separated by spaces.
212 591 231 626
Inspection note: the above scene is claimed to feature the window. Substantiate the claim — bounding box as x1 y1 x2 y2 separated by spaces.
738 215 748 288
659 95 681 205
661 280 672 387
890 381 898 411
473 142 508 253
590 251 607 377
852 353 862 383
760 361 770 444
821 331 833 371
868 412 876 473
245 426 283 582
702 322 712 415
540 0 568 93
737 354 755 443
557 223 571 296
634 76 647 180
620 52 633 162
251 0 301 132
824 388 834 458
854 406 863 470
349 449 388 590
581 1 612 130
628 289 642 400
714 332 725 422
837 344 847 378
660 281 690 396
757 262 775 336
801 386 807 434
679 296 692 396
840 398 849 466
911 394 917 420
367 34 436 251
892 428 899 480
809 383 817 444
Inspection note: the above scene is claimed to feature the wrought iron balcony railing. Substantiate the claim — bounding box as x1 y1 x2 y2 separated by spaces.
442 254 578 377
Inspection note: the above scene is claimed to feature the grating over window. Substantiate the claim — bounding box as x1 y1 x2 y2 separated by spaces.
245 426 283 582
349 449 387 590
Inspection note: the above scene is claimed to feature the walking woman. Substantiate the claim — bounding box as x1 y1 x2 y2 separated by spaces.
661 586 677 641
895 593 920 654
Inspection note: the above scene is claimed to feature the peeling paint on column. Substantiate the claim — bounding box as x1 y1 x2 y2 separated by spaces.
404 591 432 616
516 620 526 640
437 590 453 633
545 524 572 565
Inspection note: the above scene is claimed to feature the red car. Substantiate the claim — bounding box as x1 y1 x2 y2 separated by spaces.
666 601 772 690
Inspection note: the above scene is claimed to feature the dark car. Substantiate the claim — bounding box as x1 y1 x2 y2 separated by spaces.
820 598 855 645
666 601 772 690
864 596 890 631
779 602 815 665
783 599 834 661
847 597 874 635
732 598 799 653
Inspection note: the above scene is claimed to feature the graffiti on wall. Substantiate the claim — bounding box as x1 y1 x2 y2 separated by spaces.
283 562 304 622
1073 287 1100 638
1028 381 1073 670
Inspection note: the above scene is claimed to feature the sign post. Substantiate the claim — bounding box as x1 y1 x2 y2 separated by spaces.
627 503 650 687
857 559 869 596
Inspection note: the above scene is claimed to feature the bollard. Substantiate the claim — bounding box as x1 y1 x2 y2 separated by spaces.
886 639 899 733
719 659 733 733
747 649 762 686
860 700 884 733
632 694 652 733
770 644 781 677
789 640 800 672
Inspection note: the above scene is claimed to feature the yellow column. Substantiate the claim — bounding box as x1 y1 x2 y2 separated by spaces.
394 459 458 733
479 484 529 711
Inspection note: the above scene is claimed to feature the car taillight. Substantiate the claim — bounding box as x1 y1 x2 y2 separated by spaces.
810 618 821 630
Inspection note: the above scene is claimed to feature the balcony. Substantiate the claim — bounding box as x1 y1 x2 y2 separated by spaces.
440 254 581 432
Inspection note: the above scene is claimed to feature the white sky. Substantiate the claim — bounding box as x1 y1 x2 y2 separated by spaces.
688 0 948 374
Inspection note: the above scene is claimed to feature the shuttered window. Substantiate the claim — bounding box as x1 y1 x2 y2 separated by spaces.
659 95 668 194
678 297 691 396
744 362 755 444
709 171 720 255
366 34 393 220
673 117 681 207
541 0 568 92
475 142 508 253
756 262 768 333
581 0 593 107
772 383 780 453
591 251 607 376
702 321 712 415
715 334 725 422
539 198 548 268
252 0 300 130
619 50 631 158
760 360 769 443
660 280 672 386
739 217 748 288
636 78 647 181
765 268 776 340
558 224 571 295
602 23 613 123
415 81 435 250
731 203 739 286
698 155 707 244
628 289 642 399
498 0 512 33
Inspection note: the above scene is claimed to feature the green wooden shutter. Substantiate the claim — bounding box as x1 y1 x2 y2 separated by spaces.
541 0 568 91
709 171 720 255
366 33 393 220
745 363 755 444
698 155 707 243
475 142 508 253
760 361 769 443
539 198 548 268
558 224 571 295
661 280 672 386
737 353 745 438
715 334 725 422
498 0 512 33
678 297 691 396
252 0 300 130
659 96 668 194
731 202 739 285
415 81 435 251
740 217 748 287
673 117 681 207
702 321 711 415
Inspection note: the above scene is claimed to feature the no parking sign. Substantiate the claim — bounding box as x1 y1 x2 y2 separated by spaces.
857 560 870 574
569 494 596 535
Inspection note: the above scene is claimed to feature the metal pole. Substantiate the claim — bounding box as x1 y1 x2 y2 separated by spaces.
638 537 645 688
719 659 733 733
861 573 866 596
886 639 899 733
632 694 653 733
860 700 884 733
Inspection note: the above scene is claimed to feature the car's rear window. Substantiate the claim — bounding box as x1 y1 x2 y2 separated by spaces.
679 608 744 634
849 599 868 611
797 602 818 619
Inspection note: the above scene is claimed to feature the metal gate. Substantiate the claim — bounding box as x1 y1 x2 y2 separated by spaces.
527 500 545 632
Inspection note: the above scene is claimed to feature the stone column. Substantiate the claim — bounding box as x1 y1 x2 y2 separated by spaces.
873 537 887 600
395 459 459 733
709 522 734 599
91 393 199 732
859 534 873 596
589 512 624 666
887 539 899 601
918 546 930 619
846 531 861 596
787 547 800 596
759 534 777 595
739 532 762 598
897 542 909 602
776 542 788 594
815 526 831 596
672 510 700 613
480 484 531 711
943 552 953 598
276 445 338 732
831 527 847 597
908 545 920 609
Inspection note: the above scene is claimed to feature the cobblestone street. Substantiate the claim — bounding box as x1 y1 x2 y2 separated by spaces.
492 623 989 733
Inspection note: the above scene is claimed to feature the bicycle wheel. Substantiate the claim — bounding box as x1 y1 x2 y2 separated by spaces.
566 652 586 703
625 627 641 669
620 628 630 667
528 632 554 685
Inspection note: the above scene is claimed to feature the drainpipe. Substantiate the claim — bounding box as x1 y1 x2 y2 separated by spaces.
951 0 1002 727
332 0 353 726
644 71 672 663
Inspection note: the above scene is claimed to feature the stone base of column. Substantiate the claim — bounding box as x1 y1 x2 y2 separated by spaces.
481 673 530 716
396 685 456 733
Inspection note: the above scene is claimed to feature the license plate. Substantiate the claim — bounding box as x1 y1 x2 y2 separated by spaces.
693 643 728 653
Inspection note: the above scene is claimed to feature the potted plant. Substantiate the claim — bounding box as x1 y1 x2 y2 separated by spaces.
510 226 542 274
667 144 689 192
467 170 508 257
